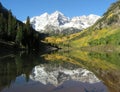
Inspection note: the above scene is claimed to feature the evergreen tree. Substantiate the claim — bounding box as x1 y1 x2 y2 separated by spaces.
0 2 3 10
8 10 12 36
12 16 17 38
0 13 4 32
25 16 34 51
26 16 31 34
0 13 7 39
15 23 23 46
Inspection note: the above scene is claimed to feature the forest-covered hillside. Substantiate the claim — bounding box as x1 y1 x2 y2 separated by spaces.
0 2 47 52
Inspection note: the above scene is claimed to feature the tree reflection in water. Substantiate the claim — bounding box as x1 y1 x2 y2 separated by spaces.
0 50 119 92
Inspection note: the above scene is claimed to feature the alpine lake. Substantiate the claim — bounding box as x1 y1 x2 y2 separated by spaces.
0 48 120 92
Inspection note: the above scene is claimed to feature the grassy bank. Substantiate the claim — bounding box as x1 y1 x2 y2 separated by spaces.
81 45 120 53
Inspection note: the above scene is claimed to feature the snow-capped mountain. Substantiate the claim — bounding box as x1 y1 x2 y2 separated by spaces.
63 14 101 29
30 11 100 33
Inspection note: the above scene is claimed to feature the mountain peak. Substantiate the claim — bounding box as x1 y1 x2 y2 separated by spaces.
42 12 49 16
40 12 49 18
50 11 66 20
52 11 64 16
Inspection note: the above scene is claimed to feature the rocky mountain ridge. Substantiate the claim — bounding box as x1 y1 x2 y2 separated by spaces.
29 11 100 34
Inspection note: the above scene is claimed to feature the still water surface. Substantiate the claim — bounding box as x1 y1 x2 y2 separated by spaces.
0 50 120 92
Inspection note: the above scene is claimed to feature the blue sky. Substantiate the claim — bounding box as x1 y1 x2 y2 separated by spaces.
0 0 117 21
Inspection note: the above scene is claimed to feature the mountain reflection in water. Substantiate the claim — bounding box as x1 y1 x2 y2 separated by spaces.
0 50 119 92
1 64 108 92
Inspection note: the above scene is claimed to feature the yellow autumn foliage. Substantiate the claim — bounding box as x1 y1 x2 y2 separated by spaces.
43 53 83 66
